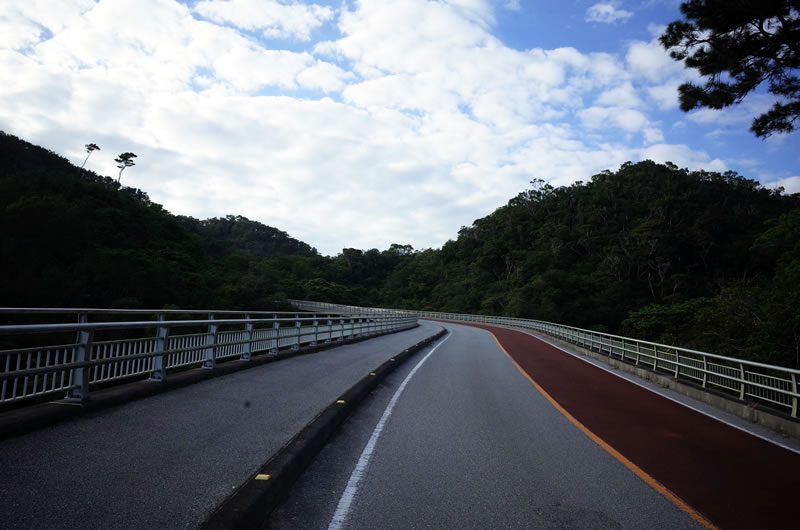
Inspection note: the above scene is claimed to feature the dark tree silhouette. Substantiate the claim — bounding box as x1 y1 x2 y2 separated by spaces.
660 0 800 137
81 143 100 168
115 152 137 183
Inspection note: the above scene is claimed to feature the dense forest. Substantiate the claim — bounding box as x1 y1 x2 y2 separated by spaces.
1 131 798 368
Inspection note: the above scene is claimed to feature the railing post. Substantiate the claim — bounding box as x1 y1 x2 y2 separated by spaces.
149 313 169 381
635 342 641 366
325 319 332 343
241 314 253 361
674 351 680 378
791 373 797 418
203 313 218 369
339 318 345 341
293 317 301 351
271 316 280 355
739 363 746 400
312 319 319 346
65 324 93 402
701 356 708 388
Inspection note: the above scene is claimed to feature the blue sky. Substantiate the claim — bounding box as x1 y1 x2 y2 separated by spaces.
2 0 798 255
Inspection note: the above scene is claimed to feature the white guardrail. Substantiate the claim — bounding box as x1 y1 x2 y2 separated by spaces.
291 300 800 419
0 308 417 405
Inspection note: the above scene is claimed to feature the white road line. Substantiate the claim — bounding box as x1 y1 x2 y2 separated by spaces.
328 332 451 530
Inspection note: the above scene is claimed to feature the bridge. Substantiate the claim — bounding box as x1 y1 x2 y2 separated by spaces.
1 303 798 528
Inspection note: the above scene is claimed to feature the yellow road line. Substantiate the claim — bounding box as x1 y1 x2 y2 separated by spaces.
487 331 715 530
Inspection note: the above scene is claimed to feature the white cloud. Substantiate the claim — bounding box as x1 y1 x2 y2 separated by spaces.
638 143 726 172
578 106 650 133
688 96 772 126
625 38 685 83
647 81 681 110
763 176 800 194
193 0 334 41
643 127 664 144
212 47 313 91
585 2 633 24
0 0 781 256
297 60 355 92
595 82 642 108
0 0 95 49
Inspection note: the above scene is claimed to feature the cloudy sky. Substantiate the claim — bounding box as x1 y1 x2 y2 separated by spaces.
2 0 798 255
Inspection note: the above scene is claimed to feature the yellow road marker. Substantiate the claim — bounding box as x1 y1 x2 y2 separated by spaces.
369 372 376 376
255 474 271 481
487 331 715 530
336 400 345 404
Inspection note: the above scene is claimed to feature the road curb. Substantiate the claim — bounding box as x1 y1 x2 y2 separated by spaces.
201 327 448 529
0 324 420 441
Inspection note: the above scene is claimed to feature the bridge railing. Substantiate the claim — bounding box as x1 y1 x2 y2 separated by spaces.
0 308 417 405
290 300 799 419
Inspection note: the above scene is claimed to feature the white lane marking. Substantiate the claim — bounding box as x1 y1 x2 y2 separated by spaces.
328 332 451 530
523 330 800 456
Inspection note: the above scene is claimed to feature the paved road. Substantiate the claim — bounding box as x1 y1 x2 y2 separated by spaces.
0 322 441 529
271 322 703 528
475 322 800 529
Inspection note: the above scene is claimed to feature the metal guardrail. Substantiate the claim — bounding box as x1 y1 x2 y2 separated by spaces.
0 308 417 405
290 300 800 419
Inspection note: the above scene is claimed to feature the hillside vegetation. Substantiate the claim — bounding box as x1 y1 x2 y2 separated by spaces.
1 132 798 367
377 163 799 367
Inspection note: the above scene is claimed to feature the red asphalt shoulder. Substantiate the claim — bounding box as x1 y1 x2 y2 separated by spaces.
466 323 799 530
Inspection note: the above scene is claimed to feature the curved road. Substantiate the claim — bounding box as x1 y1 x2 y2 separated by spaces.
273 322 733 528
4 318 797 529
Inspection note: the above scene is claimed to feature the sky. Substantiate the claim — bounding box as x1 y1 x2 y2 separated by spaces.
2 0 798 256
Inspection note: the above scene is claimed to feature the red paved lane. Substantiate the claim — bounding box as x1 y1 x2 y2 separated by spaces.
468 324 800 529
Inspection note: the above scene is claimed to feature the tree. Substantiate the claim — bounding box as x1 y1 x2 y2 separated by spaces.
660 0 800 137
81 143 100 168
114 152 137 183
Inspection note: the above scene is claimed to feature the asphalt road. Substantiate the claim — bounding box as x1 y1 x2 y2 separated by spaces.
474 322 800 529
271 322 703 529
0 322 441 529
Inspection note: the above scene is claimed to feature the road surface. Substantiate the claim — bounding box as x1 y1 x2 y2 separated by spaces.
0 322 441 529
272 322 710 528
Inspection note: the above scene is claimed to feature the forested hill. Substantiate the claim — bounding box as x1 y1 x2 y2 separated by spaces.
0 131 324 309
2 132 798 367
376 161 800 367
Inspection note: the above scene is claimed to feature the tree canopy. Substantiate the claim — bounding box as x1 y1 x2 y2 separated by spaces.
81 143 100 168
660 0 800 137
114 152 137 182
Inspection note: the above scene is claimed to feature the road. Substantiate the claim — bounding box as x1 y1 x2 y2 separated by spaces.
5 318 798 529
0 322 441 529
271 322 708 529
476 322 800 529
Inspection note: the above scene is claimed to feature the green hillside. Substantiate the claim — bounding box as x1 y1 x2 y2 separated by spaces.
0 132 332 309
376 162 800 367
2 131 798 367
